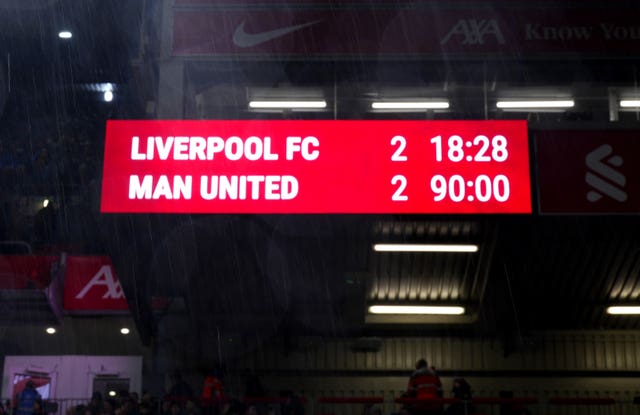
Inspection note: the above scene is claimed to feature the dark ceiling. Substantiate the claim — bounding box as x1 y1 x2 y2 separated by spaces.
96 213 640 350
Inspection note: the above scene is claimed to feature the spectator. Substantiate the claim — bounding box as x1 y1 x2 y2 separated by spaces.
74 405 88 415
16 381 41 415
185 401 199 415
88 393 103 415
114 391 130 415
138 405 151 415
32 200 58 251
362 405 382 415
242 370 264 399
0 140 16 169
2 400 12 415
169 403 182 415
444 378 475 415
243 370 265 415
221 401 244 415
127 397 140 415
406 359 442 415
101 400 116 415
280 392 303 415
160 401 172 415
31 146 57 193
202 370 225 402
169 371 194 400
140 394 156 415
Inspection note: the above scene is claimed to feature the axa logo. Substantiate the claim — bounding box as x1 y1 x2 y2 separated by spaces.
585 144 627 202
75 265 125 300
440 19 505 45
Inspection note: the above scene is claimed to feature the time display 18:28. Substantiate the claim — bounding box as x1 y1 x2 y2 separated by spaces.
429 134 509 202
386 121 530 213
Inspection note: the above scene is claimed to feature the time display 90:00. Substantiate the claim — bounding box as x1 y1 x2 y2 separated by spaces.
430 174 510 203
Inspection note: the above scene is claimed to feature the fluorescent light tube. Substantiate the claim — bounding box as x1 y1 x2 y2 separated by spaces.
607 306 640 315
496 100 574 109
372 102 450 110
249 100 327 109
58 31 72 39
620 100 640 108
373 244 478 253
368 305 465 315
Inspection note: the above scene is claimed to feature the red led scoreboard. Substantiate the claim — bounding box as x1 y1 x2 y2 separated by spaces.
100 120 531 214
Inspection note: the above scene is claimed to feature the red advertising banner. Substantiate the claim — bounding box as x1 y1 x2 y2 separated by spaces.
172 7 640 57
536 130 640 214
63 256 128 312
100 120 531 214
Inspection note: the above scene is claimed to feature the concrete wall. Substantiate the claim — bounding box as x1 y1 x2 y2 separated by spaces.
241 332 640 372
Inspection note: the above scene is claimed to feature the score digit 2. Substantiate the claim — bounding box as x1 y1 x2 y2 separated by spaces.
391 135 408 201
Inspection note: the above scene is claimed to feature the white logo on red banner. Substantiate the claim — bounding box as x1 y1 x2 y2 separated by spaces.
585 144 627 202
75 265 125 300
440 19 505 45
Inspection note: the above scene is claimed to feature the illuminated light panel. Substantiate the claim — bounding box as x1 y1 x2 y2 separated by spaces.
120 327 130 335
248 100 327 109
373 244 478 253
368 305 465 315
620 100 640 108
607 306 640 315
496 100 574 109
45 327 56 334
58 31 72 39
371 101 450 110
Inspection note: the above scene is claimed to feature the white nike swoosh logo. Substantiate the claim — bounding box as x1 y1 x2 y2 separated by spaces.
232 20 321 48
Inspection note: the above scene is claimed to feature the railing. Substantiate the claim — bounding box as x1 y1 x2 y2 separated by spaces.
548 397 616 405
318 396 536 415
393 397 538 405
1 399 88 415
316 395 638 415
4 395 639 415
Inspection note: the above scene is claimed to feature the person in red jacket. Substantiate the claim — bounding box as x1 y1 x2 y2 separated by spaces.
202 373 224 401
407 359 443 415
202 369 225 415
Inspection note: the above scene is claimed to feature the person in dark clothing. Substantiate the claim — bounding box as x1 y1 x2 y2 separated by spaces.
169 371 194 400
243 371 265 398
32 201 58 251
16 381 41 415
243 370 265 415
88 392 103 415
444 378 475 415
32 401 43 415
280 391 304 415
